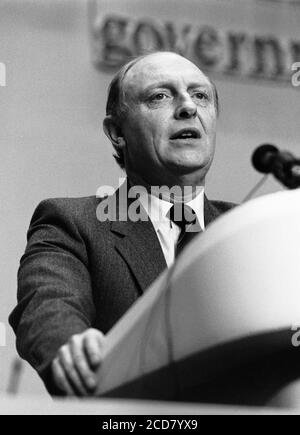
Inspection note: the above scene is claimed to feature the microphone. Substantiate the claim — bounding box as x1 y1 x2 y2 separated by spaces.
252 144 300 189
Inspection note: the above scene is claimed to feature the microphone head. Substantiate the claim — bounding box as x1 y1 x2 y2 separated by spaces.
252 144 279 174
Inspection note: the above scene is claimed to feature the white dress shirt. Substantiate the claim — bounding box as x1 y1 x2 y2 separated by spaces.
138 188 205 268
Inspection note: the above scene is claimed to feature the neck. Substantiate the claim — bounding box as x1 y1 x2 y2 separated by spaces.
127 171 205 203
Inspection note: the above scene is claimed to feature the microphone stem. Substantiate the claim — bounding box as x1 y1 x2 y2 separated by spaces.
6 357 23 395
242 174 270 203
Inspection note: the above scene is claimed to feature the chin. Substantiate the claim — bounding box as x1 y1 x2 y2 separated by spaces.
164 153 211 175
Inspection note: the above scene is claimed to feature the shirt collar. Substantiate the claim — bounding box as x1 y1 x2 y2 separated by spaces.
138 187 205 233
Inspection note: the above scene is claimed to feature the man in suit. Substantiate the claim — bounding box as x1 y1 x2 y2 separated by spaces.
9 51 235 396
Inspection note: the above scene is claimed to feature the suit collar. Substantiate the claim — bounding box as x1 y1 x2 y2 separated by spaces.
109 181 167 294
105 183 221 295
137 186 205 233
113 219 167 295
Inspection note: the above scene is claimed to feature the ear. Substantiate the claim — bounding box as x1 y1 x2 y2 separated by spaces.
103 116 126 153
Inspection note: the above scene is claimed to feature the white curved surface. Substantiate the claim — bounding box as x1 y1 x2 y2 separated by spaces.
96 189 300 398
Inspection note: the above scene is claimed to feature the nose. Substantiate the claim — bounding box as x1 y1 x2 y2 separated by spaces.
174 94 197 119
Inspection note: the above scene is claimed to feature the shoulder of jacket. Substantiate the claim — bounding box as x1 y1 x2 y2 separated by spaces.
210 200 237 212
30 196 104 227
34 196 103 215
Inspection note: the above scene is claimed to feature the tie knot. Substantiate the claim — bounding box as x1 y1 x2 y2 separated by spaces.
168 204 200 232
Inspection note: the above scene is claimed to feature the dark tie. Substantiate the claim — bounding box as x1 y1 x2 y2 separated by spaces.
168 204 202 257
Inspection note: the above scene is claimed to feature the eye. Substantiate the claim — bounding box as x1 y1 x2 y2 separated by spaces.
193 92 208 100
150 92 168 101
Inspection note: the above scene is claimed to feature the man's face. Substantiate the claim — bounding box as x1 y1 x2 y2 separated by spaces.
121 52 217 186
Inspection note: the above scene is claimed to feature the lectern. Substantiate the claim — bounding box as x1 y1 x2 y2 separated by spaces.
95 189 300 407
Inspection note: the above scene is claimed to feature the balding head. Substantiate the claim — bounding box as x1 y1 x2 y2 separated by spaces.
103 51 217 189
105 52 219 168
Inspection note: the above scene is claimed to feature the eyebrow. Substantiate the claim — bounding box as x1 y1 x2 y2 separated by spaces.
142 82 212 94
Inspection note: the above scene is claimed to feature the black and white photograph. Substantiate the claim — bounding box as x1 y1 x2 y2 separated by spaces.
1 0 300 417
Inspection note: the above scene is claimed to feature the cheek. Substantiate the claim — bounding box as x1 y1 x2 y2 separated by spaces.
142 110 168 134
125 109 169 155
209 128 217 144
208 113 217 132
130 114 153 139
123 117 148 147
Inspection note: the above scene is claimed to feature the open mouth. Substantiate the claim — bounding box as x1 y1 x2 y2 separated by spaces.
170 128 201 140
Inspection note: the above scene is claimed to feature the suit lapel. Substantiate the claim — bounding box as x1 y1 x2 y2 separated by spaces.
104 187 220 295
112 219 166 295
204 195 221 227
109 182 167 294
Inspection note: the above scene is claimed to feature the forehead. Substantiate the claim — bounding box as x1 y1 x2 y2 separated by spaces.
123 53 211 97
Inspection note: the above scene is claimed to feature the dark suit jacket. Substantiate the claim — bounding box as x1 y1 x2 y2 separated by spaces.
9 185 235 393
